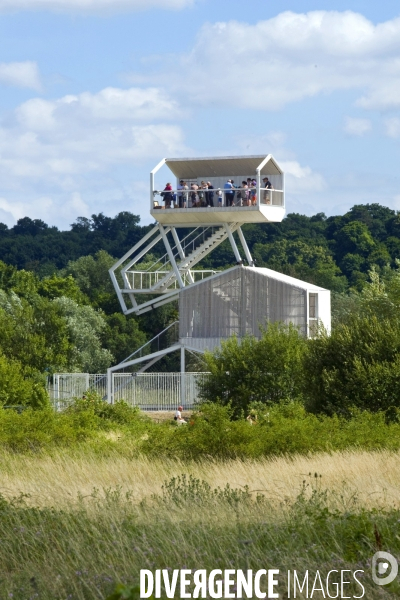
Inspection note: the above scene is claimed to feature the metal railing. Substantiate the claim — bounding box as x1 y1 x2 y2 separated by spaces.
152 187 284 210
47 372 208 411
125 269 217 291
112 372 207 410
119 321 179 364
48 373 108 410
131 226 217 276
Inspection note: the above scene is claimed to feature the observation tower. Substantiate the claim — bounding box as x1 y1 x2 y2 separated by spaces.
107 155 330 404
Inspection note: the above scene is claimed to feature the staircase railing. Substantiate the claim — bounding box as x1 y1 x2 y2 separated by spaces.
118 321 180 367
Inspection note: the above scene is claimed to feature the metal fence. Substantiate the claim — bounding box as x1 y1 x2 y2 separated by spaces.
48 372 207 411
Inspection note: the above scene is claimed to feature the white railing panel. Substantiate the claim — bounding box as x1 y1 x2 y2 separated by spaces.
48 372 208 412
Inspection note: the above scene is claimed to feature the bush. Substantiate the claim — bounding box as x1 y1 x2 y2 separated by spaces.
304 314 400 415
198 322 307 417
66 391 149 426
0 353 48 409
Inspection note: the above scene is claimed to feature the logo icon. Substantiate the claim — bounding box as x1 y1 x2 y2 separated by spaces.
372 551 398 586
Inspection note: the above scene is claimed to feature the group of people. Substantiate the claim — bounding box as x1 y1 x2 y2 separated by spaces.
159 177 273 209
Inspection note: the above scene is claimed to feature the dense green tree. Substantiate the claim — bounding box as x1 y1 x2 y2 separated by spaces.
0 353 48 408
0 291 72 373
198 323 307 417
37 274 87 303
253 240 347 292
304 315 400 416
102 313 147 365
53 297 114 373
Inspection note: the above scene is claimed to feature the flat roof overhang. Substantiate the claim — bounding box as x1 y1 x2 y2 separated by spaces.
163 154 283 179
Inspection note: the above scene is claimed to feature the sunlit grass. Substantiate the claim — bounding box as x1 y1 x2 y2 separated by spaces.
1 448 400 510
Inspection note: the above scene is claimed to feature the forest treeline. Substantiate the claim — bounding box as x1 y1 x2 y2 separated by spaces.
1 203 399 290
1 202 400 414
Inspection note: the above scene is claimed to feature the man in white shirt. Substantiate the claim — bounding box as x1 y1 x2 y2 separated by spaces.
174 405 187 425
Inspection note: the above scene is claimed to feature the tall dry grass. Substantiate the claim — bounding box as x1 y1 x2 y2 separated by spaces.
1 448 399 510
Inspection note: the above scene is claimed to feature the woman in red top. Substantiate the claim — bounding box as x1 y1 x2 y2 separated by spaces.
161 183 173 209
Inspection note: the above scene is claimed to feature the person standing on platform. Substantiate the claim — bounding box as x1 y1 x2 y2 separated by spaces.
206 182 214 207
262 177 273 204
224 179 234 207
181 181 189 208
161 183 173 208
240 180 249 206
190 182 199 207
177 180 184 208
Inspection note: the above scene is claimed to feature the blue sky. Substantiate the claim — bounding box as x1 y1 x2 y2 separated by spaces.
0 0 400 229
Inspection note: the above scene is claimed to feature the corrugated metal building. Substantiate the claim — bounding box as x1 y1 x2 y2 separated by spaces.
179 266 331 352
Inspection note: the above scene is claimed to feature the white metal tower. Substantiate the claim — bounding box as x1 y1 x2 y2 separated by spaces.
107 154 286 403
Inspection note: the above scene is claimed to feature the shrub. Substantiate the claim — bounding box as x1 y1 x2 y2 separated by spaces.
66 391 148 426
0 353 48 409
198 322 307 417
304 314 400 415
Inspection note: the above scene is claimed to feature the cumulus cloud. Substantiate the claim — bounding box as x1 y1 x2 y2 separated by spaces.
2 86 185 178
281 161 327 195
135 11 400 112
0 85 188 227
0 61 41 90
0 0 193 13
344 117 371 136
385 118 400 138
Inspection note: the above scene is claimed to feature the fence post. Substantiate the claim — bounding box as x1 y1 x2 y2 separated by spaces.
180 345 186 408
107 368 112 404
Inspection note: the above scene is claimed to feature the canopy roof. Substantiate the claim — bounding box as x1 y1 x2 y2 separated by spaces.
164 155 282 179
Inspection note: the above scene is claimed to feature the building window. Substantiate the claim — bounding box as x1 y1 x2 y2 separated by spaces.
309 293 318 337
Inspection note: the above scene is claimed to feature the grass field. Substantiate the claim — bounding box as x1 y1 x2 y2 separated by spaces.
1 449 400 599
1 448 400 510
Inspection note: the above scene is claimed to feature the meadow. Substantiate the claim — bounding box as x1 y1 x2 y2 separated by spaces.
1 449 400 599
1 401 400 599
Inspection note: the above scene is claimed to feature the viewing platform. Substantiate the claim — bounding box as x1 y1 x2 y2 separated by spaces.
150 155 285 225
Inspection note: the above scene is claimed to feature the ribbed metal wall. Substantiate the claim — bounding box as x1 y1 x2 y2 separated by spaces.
179 267 307 350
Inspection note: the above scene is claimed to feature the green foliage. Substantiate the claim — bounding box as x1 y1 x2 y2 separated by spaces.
0 353 48 408
106 584 145 600
66 391 147 426
0 290 72 373
53 296 114 372
304 315 400 415
198 323 307 417
103 312 147 364
140 401 400 459
253 239 347 292
61 250 117 309
37 273 87 303
154 473 256 507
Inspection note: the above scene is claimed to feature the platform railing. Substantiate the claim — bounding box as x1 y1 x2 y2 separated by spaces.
152 187 284 210
125 269 217 291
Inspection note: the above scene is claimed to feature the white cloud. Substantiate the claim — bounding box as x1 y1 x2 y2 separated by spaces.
0 192 91 228
0 61 41 90
0 0 193 13
3 86 185 177
384 118 400 138
344 117 371 136
0 85 188 228
232 132 326 196
136 11 400 112
281 161 327 195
